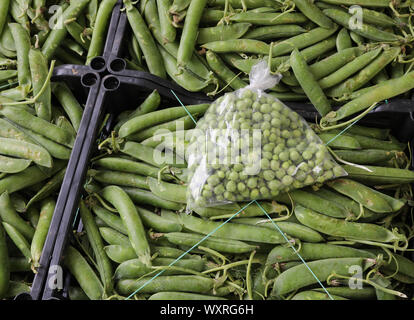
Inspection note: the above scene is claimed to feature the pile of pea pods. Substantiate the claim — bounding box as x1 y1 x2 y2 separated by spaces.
0 0 118 299
124 0 414 125
57 87 414 301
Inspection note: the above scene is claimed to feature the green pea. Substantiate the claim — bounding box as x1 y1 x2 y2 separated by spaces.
260 187 270 196
290 150 300 162
237 182 246 192
217 170 225 179
279 151 289 161
214 184 225 195
282 176 294 186
269 180 282 191
303 150 312 160
250 189 260 199
270 160 280 170
281 130 290 139
282 161 290 170
202 189 213 198
226 181 237 192
276 169 285 179
263 170 275 181
261 158 270 170
247 177 258 189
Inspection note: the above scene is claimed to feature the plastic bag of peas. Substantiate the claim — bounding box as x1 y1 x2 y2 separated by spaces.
186 61 346 209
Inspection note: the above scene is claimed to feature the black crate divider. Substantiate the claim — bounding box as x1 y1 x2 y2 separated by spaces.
41 75 121 300
13 68 101 301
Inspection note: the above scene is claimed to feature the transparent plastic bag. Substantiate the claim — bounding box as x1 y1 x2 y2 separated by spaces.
186 61 347 209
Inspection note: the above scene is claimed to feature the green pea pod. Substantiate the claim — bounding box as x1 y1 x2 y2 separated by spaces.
114 90 161 132
206 51 247 90
142 1 214 82
147 177 187 203
29 49 52 121
64 245 104 300
208 0 279 8
293 0 334 28
281 47 361 86
42 0 91 60
128 115 197 142
294 206 404 243
229 12 307 25
119 103 209 138
0 222 9 299
66 22 91 50
94 157 161 179
0 0 9 36
3 222 31 261
17 126 72 160
318 48 382 89
327 179 392 213
326 69 414 122
347 125 390 140
159 46 212 92
323 9 402 42
290 49 331 116
318 133 361 149
179 213 285 244
170 0 191 13
115 257 205 280
0 155 31 174
317 0 408 7
30 198 55 268
326 46 401 98
341 165 414 185
313 287 376 300
0 160 65 195
99 227 129 246
164 232 256 254
157 0 176 44
86 0 118 64
233 218 324 243
0 106 75 148
137 206 182 233
0 137 53 168
312 187 379 222
333 149 398 165
124 0 166 78
197 23 251 44
101 186 151 268
52 82 84 132
266 243 374 266
90 169 149 190
123 187 184 211
272 257 373 296
8 23 31 93
149 292 226 300
104 244 136 263
117 275 215 295
177 0 207 68
93 205 127 235
292 291 348 300
244 25 306 40
26 207 40 229
202 39 270 55
272 26 338 57
79 200 114 296
0 191 34 241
